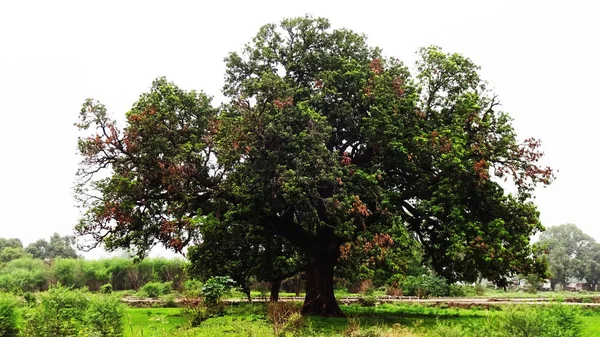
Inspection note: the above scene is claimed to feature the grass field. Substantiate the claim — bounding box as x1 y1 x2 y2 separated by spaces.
122 301 600 336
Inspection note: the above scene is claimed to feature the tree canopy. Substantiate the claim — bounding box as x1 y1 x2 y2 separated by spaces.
74 16 554 316
26 233 78 260
536 223 599 290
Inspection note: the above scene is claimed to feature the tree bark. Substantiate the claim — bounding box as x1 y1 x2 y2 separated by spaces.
270 280 281 302
301 250 344 317
243 287 252 303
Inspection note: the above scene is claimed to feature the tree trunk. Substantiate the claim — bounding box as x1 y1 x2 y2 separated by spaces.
244 288 252 303
270 280 281 302
301 250 344 317
295 274 301 297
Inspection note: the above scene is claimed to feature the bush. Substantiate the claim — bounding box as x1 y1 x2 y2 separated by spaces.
359 295 379 307
181 300 209 327
21 284 89 337
162 281 173 295
100 283 113 294
201 276 235 307
0 294 19 337
183 279 203 297
267 302 303 337
0 259 48 294
85 295 124 337
402 275 449 298
23 291 36 306
474 283 485 296
448 285 467 297
140 282 164 298
501 305 582 337
161 294 177 308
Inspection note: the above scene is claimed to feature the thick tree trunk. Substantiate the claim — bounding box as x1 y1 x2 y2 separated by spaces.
301 251 344 317
270 280 281 302
550 279 558 291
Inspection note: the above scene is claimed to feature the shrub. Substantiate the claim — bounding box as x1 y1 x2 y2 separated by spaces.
501 305 582 337
140 282 164 298
359 295 379 307
181 300 209 327
183 279 203 297
161 294 177 308
162 281 173 295
402 275 449 298
85 295 124 337
448 285 467 297
21 284 89 337
267 302 303 337
0 294 19 337
474 283 485 296
100 283 113 294
23 291 37 306
0 266 47 294
201 276 235 307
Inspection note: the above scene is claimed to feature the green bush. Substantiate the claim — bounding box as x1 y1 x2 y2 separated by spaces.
183 279 203 297
100 283 113 294
162 281 173 294
474 283 485 296
0 294 19 337
84 295 124 336
21 284 89 337
448 284 467 297
0 258 48 294
358 295 379 307
201 276 235 306
402 275 449 298
23 291 36 306
140 282 163 298
501 305 582 337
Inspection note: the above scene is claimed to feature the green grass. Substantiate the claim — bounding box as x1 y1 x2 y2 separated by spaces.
122 301 600 336
123 307 187 337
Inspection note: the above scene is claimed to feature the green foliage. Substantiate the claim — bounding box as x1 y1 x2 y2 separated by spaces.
25 233 78 260
0 256 189 294
448 285 468 297
183 279 203 297
22 284 89 336
0 246 31 263
201 276 235 306
536 224 599 290
140 282 166 298
500 305 582 337
402 275 449 298
0 294 19 337
359 295 379 307
21 285 125 337
474 283 485 296
0 258 48 294
84 295 124 337
100 283 112 294
23 291 36 306
266 302 304 337
75 16 554 316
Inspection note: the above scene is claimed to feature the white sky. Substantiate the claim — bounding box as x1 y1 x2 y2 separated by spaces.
0 0 598 258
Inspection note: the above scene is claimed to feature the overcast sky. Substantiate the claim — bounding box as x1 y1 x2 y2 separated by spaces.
0 0 598 258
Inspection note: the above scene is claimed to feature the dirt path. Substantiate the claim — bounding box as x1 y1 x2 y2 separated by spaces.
121 295 600 307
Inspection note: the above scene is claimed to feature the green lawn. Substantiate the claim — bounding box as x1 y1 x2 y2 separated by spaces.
123 307 187 337
122 302 600 336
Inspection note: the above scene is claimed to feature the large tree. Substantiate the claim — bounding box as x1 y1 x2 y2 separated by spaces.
536 224 597 289
74 17 553 316
26 233 78 260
